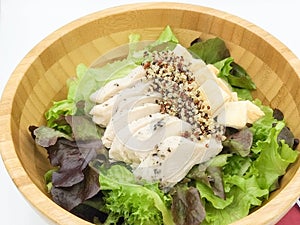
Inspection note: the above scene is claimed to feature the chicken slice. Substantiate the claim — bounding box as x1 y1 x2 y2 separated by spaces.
199 79 232 117
109 113 168 163
90 66 146 103
90 94 118 126
125 115 192 152
173 44 203 64
172 44 237 107
90 81 158 127
109 114 192 164
172 44 215 84
113 92 161 117
102 103 160 148
133 136 222 187
217 100 265 129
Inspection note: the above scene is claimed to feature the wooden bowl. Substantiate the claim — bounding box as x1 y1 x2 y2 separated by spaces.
1 3 299 225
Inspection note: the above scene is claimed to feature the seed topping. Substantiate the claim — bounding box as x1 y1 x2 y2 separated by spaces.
142 50 224 141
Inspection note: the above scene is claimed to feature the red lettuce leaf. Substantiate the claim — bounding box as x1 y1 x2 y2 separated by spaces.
46 138 100 187
29 118 105 211
29 115 103 188
186 155 230 200
222 128 253 157
29 125 72 147
171 186 205 225
50 166 100 211
65 115 104 141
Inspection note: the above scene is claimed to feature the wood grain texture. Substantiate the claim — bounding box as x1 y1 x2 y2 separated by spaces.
0 2 300 225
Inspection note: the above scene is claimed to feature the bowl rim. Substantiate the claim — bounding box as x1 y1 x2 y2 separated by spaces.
1 2 300 225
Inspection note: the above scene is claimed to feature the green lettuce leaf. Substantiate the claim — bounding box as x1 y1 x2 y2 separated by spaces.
128 33 141 60
44 168 57 192
201 155 268 225
230 62 256 90
202 176 268 225
214 57 256 91
250 99 277 150
150 25 179 47
188 37 230 64
196 181 233 209
45 63 89 134
74 60 138 113
232 87 253 101
252 122 299 190
224 175 268 203
223 155 252 178
67 63 88 100
201 118 298 225
45 99 76 134
99 165 174 225
200 115 298 225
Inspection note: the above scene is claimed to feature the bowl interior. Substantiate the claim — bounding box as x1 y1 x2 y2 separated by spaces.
1 3 300 225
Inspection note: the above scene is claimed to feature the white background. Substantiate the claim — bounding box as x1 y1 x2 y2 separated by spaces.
1 0 300 224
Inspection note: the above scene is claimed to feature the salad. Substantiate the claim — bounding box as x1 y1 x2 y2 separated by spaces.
29 26 299 225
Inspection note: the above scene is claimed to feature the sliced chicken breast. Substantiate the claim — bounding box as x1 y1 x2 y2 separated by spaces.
109 113 168 163
133 136 222 186
90 66 146 103
172 44 237 108
109 114 192 164
217 100 265 129
90 80 159 127
199 79 232 117
90 94 118 126
102 103 160 148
